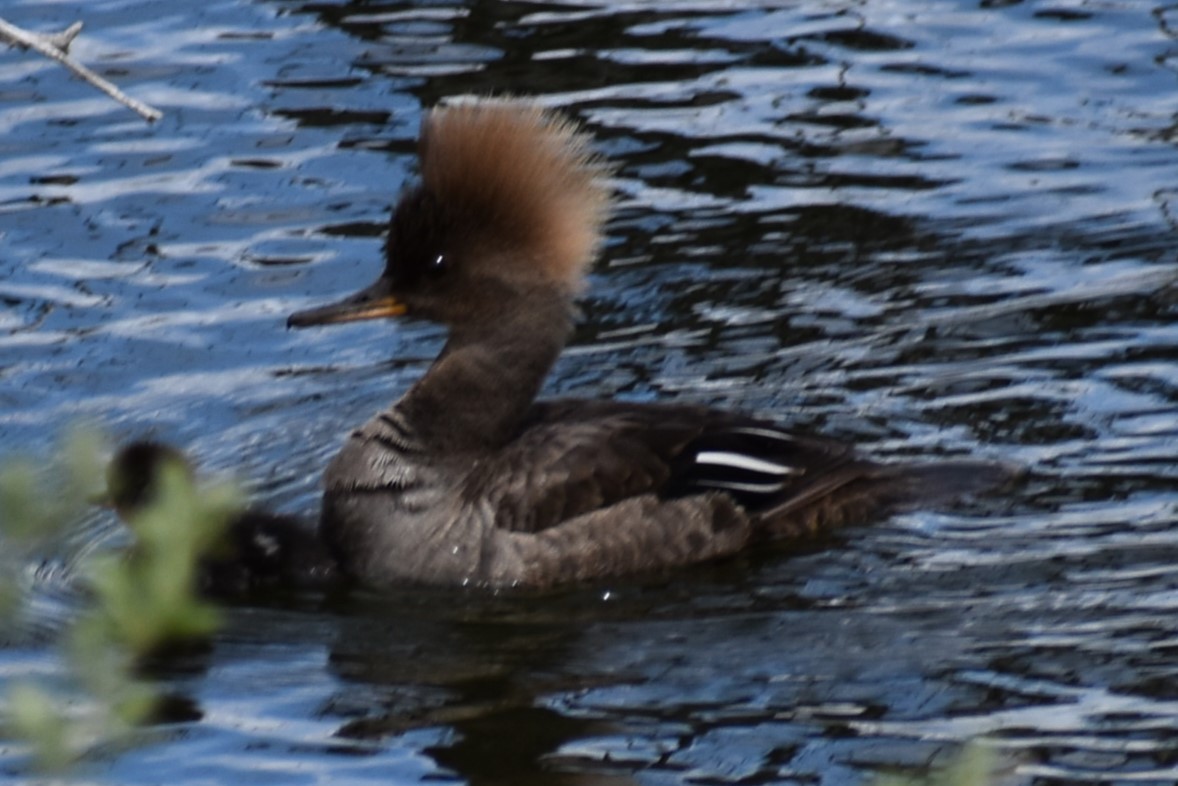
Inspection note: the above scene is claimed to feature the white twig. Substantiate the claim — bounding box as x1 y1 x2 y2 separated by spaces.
0 17 162 123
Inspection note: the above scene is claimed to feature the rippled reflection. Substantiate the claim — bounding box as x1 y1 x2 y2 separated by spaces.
1 0 1177 783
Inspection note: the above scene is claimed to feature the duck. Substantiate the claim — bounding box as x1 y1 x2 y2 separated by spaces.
97 441 341 597
288 98 1015 589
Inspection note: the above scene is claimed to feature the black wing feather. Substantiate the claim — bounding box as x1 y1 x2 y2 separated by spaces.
462 398 858 533
661 426 854 511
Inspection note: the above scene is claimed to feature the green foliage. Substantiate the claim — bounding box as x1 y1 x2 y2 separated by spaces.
85 460 237 655
0 432 102 621
875 743 998 786
0 430 240 773
5 683 71 773
0 430 103 541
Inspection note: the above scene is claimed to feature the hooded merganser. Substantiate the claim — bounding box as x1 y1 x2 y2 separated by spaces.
288 99 1014 589
98 441 340 597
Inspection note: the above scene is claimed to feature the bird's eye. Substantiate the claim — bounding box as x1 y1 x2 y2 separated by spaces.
427 253 447 278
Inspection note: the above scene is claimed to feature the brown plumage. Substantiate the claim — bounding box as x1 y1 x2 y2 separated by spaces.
419 99 609 295
288 98 1017 589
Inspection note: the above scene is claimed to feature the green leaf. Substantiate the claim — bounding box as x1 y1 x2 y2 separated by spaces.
5 683 72 773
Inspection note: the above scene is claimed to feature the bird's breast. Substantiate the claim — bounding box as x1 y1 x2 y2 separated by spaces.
320 411 497 586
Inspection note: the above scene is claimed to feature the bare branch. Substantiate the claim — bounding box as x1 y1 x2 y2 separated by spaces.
45 21 83 54
0 17 162 124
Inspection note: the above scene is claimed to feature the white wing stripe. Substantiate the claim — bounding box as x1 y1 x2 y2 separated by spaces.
697 479 787 494
695 450 802 476
727 427 798 445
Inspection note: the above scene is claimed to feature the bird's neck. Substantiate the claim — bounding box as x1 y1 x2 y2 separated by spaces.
395 291 573 453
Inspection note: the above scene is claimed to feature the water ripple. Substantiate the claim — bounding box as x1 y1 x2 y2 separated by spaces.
1 0 1177 783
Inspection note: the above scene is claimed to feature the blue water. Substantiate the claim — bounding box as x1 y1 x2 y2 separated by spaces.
2 0 1177 783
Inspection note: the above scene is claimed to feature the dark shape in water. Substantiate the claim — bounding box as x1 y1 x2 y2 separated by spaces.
98 441 341 598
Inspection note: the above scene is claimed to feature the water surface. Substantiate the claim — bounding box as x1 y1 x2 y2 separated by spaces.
2 0 1177 783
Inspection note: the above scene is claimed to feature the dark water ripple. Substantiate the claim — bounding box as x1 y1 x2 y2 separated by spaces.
2 0 1178 784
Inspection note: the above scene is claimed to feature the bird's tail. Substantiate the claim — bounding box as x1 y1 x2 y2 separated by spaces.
757 459 1022 541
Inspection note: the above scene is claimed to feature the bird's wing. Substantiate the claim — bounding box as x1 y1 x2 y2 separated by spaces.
459 398 863 534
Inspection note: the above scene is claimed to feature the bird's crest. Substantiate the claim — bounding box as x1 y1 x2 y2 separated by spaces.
419 98 611 293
